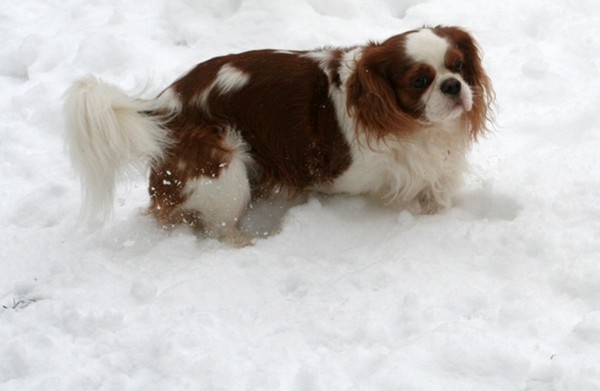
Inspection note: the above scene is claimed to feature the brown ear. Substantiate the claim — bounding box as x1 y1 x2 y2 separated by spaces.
461 33 494 140
435 26 495 139
347 45 419 141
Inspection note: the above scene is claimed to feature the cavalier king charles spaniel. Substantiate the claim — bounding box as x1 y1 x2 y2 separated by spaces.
65 26 494 246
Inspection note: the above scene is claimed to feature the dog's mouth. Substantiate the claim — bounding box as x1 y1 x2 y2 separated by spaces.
449 98 468 115
422 83 474 124
445 89 474 120
451 87 473 111
441 96 471 120
458 93 473 112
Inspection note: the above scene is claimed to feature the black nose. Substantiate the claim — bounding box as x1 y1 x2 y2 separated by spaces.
441 78 461 96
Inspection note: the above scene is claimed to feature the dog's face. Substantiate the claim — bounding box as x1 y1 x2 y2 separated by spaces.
350 26 493 140
399 28 474 123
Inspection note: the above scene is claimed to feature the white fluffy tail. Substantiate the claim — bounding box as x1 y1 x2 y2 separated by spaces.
64 76 171 223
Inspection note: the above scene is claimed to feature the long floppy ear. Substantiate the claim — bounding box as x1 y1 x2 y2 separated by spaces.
347 45 419 141
460 32 494 140
435 26 495 139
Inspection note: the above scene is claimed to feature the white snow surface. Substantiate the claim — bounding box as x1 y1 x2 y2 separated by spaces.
2 0 600 390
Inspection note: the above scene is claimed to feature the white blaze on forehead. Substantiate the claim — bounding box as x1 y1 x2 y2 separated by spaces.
404 29 450 68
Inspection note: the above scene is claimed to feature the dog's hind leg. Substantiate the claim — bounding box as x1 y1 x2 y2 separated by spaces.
148 128 254 247
180 153 253 246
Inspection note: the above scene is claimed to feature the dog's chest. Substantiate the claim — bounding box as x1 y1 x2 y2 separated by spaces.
318 125 469 203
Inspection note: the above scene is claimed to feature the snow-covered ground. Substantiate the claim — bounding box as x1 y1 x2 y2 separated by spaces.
2 0 600 389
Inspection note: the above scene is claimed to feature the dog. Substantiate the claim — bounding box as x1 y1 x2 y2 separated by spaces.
64 26 494 246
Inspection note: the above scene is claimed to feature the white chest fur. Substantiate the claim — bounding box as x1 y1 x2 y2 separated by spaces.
323 120 471 212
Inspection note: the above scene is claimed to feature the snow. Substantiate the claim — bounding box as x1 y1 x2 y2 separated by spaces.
2 0 600 389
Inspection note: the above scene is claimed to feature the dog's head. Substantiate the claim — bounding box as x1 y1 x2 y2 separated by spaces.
349 26 494 140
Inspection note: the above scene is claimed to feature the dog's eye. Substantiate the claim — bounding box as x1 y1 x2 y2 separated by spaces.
411 76 429 89
454 60 464 72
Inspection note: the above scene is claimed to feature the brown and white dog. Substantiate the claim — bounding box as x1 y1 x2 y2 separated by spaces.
65 26 493 246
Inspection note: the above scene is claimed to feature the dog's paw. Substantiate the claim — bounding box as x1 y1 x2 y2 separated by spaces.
407 191 447 215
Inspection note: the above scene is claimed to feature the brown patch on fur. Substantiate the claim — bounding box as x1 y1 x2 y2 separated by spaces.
347 35 426 141
392 62 436 118
444 48 465 73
